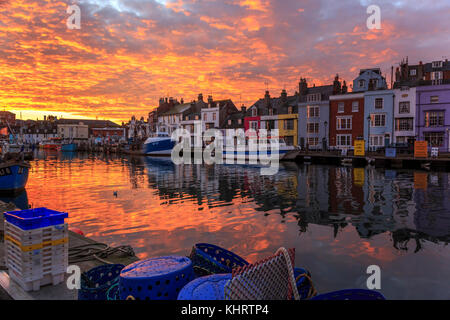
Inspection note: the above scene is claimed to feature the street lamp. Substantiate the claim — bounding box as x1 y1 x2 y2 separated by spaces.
367 115 371 152
324 121 328 151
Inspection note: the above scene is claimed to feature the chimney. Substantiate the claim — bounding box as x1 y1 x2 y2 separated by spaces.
299 78 308 96
264 90 271 108
241 105 246 113
333 74 341 94
198 93 203 102
342 81 348 94
281 89 287 102
180 98 184 104
207 95 213 104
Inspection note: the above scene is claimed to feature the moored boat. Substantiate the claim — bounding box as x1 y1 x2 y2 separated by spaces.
43 138 62 150
61 143 77 152
143 132 175 156
0 158 30 195
223 137 296 161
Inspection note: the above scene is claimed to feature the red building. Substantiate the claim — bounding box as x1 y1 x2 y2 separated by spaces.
91 127 125 138
0 111 16 125
329 93 365 150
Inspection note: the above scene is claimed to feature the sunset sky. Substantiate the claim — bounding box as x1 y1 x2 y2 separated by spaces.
1 0 449 123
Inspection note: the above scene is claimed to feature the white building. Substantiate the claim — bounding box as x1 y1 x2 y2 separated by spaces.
57 123 89 140
393 87 416 144
158 103 192 135
202 100 220 131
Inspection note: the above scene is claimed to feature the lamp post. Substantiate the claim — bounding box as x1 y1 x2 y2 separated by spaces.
367 115 371 152
324 121 328 152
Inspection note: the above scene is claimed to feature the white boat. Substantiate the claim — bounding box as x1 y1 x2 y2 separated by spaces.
222 137 295 161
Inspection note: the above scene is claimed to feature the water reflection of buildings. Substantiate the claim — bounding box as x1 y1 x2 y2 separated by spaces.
139 157 449 251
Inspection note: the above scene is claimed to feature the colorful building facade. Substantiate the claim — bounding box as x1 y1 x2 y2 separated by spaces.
416 84 450 152
393 87 416 144
329 93 365 150
364 90 395 150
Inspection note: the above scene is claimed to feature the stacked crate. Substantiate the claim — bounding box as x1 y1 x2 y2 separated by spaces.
3 208 69 291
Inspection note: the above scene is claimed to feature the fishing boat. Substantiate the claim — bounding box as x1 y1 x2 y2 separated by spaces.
143 132 175 156
42 138 62 150
61 142 77 152
0 157 30 195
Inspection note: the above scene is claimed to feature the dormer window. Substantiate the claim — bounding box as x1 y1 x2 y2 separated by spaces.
359 80 365 88
268 108 273 116
288 106 293 114
432 61 443 68
252 108 257 116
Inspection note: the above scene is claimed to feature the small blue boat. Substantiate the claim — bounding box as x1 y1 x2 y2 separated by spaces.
61 143 77 152
0 160 30 195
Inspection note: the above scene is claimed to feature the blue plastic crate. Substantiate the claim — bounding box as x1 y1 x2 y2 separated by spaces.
119 256 195 300
3 207 68 230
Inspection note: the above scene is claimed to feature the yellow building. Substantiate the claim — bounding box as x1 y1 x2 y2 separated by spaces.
278 114 298 146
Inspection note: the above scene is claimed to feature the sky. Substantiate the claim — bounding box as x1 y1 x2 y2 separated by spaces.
0 0 449 123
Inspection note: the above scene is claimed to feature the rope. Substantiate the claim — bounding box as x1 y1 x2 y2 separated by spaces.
69 243 135 265
295 272 318 299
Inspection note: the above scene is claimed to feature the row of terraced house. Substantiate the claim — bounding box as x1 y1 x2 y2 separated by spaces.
149 57 450 153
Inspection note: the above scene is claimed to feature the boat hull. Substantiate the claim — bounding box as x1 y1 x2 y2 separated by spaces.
0 163 30 195
61 143 77 152
223 149 292 161
143 138 175 156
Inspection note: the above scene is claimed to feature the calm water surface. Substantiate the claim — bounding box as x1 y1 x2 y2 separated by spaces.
13 151 450 299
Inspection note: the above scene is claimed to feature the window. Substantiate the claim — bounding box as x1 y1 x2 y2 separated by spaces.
307 137 319 146
203 113 207 121
284 119 294 130
431 72 442 83
337 117 352 130
268 108 273 116
284 136 294 146
338 102 345 113
238 119 242 124
288 106 293 114
424 132 444 147
359 80 365 88
250 121 258 130
371 114 386 127
228 119 232 125
352 101 359 112
307 122 319 134
337 134 352 147
307 106 320 118
430 96 439 103
410 69 417 76
432 61 443 68
395 118 413 131
252 108 258 116
370 135 384 147
266 120 275 130
399 101 410 114
212 113 216 121
375 98 383 109
425 111 444 127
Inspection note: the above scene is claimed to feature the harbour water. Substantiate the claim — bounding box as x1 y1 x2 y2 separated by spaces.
9 151 450 299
